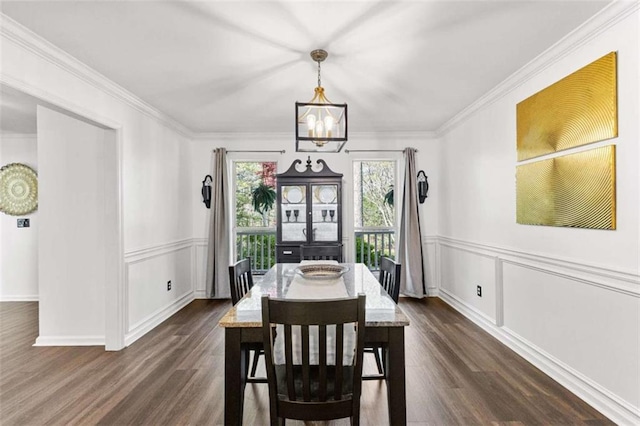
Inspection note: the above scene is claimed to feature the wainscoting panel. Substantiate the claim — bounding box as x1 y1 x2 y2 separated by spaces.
423 236 438 296
125 240 194 345
440 242 497 322
436 236 640 425
194 239 207 298
502 261 639 415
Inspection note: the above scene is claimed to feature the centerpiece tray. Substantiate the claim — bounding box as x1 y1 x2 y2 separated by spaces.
295 264 349 281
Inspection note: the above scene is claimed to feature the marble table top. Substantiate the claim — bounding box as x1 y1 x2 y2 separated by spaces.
219 263 410 328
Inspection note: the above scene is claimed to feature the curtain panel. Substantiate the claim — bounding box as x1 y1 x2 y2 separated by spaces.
205 148 230 298
398 148 426 298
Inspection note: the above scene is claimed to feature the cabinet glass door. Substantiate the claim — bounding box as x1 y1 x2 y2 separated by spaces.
310 184 339 242
280 185 307 242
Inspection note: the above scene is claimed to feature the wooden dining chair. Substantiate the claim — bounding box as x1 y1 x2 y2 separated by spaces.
261 294 366 426
300 244 343 262
363 257 401 380
228 257 266 383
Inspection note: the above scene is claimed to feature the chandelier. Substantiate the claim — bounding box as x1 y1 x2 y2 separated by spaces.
295 49 348 152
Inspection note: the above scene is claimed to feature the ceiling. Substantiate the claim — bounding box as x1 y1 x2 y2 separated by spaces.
0 1 611 135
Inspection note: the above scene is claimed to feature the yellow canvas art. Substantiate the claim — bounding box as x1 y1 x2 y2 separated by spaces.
517 52 617 161
516 145 616 230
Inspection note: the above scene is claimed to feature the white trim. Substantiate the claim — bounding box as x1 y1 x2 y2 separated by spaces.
438 288 640 425
438 236 639 296
194 289 208 299
0 13 192 139
437 1 640 136
125 291 194 347
34 336 104 347
124 238 194 264
192 130 438 141
494 257 504 327
0 295 38 302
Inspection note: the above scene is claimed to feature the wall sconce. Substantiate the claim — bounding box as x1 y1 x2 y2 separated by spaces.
417 170 429 203
201 175 212 208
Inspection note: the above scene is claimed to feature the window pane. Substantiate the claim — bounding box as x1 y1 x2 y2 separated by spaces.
353 161 395 228
235 162 277 228
353 160 396 269
234 161 277 274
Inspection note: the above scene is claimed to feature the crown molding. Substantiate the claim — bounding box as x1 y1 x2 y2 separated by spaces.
191 131 290 141
437 0 640 136
0 13 193 139
192 130 439 141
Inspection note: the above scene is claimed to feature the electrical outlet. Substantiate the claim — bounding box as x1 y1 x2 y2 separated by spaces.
167 280 172 291
476 285 482 297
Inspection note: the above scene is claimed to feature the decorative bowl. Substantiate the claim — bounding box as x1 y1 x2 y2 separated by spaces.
295 264 349 281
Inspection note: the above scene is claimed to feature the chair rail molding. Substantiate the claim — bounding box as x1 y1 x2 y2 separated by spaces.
438 236 639 296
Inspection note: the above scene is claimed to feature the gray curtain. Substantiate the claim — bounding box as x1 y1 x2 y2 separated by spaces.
205 148 230 298
398 148 426 298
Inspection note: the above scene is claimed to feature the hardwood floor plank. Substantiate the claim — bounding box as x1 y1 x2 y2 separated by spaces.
0 298 613 425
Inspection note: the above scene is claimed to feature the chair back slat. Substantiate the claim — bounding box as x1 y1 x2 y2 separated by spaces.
261 294 366 423
335 323 344 400
378 257 401 304
318 325 327 401
301 325 311 401
228 258 254 305
284 324 296 401
300 245 343 262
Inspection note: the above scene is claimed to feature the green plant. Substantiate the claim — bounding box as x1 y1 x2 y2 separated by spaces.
251 183 276 215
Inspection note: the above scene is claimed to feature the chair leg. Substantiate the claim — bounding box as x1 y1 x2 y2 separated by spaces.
250 349 260 377
373 347 384 375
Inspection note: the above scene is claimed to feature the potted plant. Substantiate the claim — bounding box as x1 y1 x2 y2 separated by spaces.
251 182 276 226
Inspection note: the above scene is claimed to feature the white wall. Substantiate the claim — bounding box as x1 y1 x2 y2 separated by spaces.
437 7 639 424
36 106 116 344
1 15 193 347
0 134 38 300
189 133 440 297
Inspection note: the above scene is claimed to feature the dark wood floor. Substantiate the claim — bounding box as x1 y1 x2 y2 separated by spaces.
0 298 612 425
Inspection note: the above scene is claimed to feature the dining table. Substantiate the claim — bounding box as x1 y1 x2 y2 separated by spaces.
218 262 410 425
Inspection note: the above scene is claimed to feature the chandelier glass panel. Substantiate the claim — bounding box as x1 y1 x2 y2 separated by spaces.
295 49 347 152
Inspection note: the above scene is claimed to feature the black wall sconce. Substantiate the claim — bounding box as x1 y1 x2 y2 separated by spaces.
201 175 212 209
417 170 429 203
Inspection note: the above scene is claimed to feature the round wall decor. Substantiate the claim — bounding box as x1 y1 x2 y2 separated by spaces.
0 163 38 216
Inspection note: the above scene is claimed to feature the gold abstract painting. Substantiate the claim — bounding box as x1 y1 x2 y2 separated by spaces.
516 145 616 229
517 52 617 161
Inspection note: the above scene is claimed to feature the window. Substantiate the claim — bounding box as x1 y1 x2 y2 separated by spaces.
233 161 277 273
353 160 396 270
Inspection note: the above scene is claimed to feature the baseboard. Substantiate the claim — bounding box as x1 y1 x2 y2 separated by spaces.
194 289 207 299
125 291 195 347
438 289 640 425
0 295 38 302
34 335 104 346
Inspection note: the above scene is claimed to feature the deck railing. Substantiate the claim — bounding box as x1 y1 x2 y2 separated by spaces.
354 228 396 271
236 228 277 275
237 227 395 274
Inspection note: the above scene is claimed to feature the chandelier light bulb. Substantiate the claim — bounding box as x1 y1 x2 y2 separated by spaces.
315 120 324 138
306 114 316 137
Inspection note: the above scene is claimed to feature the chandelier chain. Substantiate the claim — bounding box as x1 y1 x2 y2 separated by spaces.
317 60 322 88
